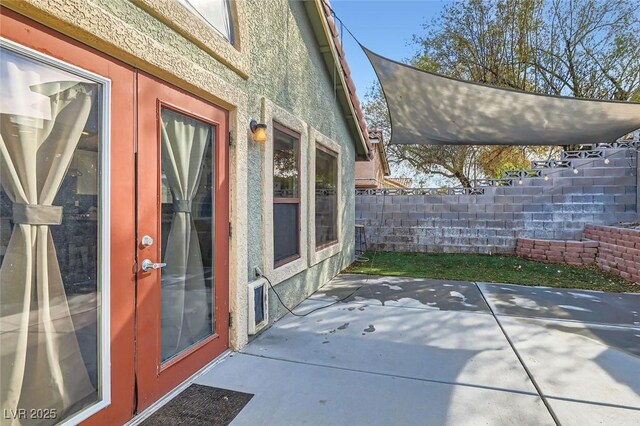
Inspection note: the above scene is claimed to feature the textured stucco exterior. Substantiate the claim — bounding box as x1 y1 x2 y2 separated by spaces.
2 0 357 349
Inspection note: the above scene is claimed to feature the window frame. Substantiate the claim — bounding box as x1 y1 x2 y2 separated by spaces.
272 121 302 268
132 0 250 79
176 0 236 45
0 37 112 426
314 144 339 251
308 127 342 267
261 99 308 285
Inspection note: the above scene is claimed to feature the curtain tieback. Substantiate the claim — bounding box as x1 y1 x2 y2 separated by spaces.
173 200 191 213
13 204 63 225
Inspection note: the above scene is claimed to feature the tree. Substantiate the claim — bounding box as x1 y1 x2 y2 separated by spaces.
363 0 640 187
534 0 640 100
413 0 640 100
413 0 543 91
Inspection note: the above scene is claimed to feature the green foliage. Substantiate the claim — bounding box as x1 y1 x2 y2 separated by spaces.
346 252 639 293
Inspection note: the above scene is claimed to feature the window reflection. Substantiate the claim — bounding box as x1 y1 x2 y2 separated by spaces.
178 0 235 44
315 147 338 247
160 108 216 362
273 125 301 265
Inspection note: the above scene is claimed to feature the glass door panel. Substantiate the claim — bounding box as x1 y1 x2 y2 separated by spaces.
0 42 106 424
159 108 216 362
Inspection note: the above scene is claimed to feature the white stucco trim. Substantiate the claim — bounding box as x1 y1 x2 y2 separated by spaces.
228 103 249 350
261 98 309 285
308 126 342 266
131 0 250 79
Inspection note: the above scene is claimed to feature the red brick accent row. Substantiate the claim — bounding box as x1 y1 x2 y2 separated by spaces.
516 238 598 266
517 225 640 285
583 225 640 284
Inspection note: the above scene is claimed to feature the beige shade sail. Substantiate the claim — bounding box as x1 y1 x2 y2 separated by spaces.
364 48 640 146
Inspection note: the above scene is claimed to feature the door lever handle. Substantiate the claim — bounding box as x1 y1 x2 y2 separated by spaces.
141 259 167 272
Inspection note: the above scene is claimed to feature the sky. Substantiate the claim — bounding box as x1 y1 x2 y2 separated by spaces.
329 0 452 100
329 1 454 184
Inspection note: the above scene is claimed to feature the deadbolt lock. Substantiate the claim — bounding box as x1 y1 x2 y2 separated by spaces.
141 235 154 247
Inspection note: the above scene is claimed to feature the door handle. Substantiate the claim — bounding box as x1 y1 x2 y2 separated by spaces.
141 259 167 272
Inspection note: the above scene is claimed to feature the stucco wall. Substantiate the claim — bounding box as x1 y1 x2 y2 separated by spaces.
3 0 357 347
239 0 356 324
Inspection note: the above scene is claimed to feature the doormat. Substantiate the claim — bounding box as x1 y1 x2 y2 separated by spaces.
142 384 254 426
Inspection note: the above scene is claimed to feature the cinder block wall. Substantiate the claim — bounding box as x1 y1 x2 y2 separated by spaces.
356 149 637 254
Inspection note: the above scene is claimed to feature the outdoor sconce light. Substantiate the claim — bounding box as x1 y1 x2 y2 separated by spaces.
250 119 268 143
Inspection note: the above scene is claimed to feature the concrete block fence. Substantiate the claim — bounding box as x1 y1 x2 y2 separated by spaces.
355 148 638 254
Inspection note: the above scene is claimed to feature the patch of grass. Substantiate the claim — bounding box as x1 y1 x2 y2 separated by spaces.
346 252 640 293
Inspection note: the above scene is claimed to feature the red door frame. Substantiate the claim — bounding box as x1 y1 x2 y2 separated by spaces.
136 73 230 411
0 8 137 425
0 8 230 423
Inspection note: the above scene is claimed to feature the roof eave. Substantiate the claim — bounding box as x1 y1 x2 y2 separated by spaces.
304 0 371 160
368 130 391 175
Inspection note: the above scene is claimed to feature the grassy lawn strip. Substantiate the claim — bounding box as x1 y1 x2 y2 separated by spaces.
346 252 640 293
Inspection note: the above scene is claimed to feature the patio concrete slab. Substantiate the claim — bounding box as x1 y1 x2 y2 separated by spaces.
243 299 535 392
195 353 553 426
311 274 490 312
478 282 640 326
170 275 640 425
497 316 640 426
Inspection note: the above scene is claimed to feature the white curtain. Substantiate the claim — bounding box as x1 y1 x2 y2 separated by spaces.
0 81 95 421
160 109 211 359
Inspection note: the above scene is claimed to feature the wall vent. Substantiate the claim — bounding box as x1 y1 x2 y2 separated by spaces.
248 278 269 335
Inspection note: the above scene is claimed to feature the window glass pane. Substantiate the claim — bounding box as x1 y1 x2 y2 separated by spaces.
274 203 299 263
160 108 216 362
0 45 102 423
316 148 338 247
178 0 235 44
273 126 299 199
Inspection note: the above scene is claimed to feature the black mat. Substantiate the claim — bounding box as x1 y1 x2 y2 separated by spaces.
142 384 254 426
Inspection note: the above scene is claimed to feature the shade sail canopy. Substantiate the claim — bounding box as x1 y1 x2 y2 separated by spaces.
365 48 640 146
